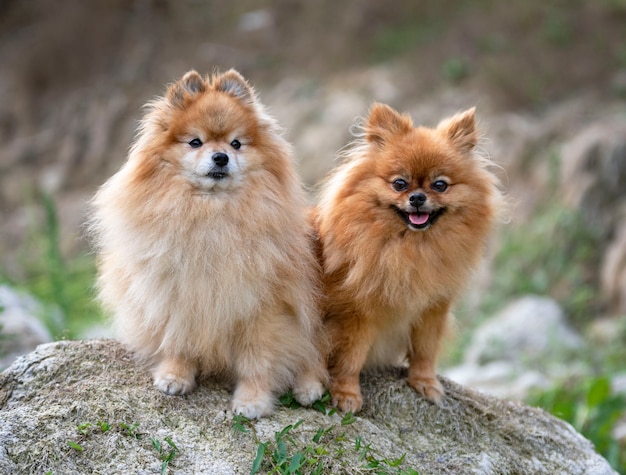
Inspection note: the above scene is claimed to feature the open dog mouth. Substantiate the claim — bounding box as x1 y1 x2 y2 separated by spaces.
392 206 446 230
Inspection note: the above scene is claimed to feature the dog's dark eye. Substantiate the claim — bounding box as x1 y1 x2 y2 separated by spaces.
189 138 203 148
431 180 448 192
392 178 408 192
230 139 241 150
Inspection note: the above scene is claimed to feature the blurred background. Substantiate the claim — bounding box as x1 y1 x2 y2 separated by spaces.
0 0 625 469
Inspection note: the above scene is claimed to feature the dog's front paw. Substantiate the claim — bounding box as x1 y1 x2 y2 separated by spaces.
152 359 197 395
331 386 363 414
407 375 444 404
293 374 324 406
153 373 196 395
232 399 274 420
293 379 325 407
232 383 274 420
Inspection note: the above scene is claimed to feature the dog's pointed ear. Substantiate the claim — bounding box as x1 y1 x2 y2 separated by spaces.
364 103 413 145
213 69 256 104
438 107 477 153
166 70 206 108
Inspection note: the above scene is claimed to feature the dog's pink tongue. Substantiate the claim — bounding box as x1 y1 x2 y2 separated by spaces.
409 212 429 225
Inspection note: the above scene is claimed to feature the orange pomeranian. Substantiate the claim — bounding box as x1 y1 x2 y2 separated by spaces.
89 69 326 419
313 103 503 413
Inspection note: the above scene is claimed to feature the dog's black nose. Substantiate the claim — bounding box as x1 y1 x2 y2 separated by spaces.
409 193 427 206
212 152 229 167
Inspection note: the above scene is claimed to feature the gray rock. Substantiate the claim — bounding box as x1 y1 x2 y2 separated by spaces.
0 339 616 475
0 286 52 370
464 295 584 366
444 361 550 400
444 296 586 399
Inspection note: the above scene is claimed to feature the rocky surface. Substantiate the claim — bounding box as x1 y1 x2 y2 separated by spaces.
0 339 617 475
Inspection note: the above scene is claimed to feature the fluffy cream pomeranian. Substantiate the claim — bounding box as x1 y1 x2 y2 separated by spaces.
89 69 326 419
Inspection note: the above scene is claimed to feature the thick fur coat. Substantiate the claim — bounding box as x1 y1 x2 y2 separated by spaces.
89 70 326 419
314 103 503 413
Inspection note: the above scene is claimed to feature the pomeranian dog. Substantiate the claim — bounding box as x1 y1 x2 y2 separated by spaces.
313 103 503 413
89 69 326 419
